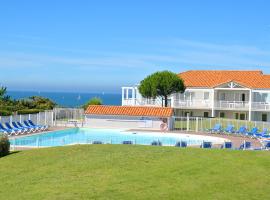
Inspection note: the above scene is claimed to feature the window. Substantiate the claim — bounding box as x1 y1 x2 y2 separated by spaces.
204 112 209 118
220 93 226 101
204 92 210 100
219 112 225 118
234 113 239 120
184 112 193 117
240 113 246 120
262 114 268 122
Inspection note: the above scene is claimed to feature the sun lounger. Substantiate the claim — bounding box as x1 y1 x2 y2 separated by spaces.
11 122 29 134
151 140 162 146
236 126 247 135
28 120 48 131
122 141 133 145
224 125 235 134
239 141 252 150
264 141 270 150
221 141 233 149
23 121 40 131
201 141 212 149
175 141 187 147
0 123 14 136
254 128 269 138
208 124 222 133
92 141 103 144
4 122 22 135
17 122 35 132
247 127 258 137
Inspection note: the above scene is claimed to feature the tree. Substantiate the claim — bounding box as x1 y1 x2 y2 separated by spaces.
0 87 11 102
138 71 185 107
83 97 102 110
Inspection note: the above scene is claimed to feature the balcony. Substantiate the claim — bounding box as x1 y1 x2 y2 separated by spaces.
215 101 249 110
174 100 212 109
252 102 270 111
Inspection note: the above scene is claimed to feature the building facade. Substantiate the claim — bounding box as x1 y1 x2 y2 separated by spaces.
122 70 270 122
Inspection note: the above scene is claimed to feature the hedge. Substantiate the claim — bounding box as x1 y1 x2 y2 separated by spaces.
0 110 12 116
0 134 10 157
17 109 42 115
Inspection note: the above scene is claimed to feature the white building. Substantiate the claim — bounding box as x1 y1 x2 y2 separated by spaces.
122 70 270 122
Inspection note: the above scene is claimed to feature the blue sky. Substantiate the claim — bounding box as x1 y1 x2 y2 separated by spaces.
1 0 270 93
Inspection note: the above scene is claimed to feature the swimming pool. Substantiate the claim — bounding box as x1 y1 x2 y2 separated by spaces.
10 128 227 147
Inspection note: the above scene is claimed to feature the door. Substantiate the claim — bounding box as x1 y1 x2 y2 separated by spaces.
262 114 268 122
241 93 246 102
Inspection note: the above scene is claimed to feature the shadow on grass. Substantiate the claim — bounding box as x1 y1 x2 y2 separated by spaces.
0 151 21 159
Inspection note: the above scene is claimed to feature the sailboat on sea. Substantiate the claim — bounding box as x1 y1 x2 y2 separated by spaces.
77 94 81 101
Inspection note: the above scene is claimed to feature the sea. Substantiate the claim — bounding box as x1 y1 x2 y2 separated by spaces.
7 91 122 108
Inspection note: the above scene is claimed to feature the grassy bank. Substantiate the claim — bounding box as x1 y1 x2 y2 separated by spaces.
0 145 270 200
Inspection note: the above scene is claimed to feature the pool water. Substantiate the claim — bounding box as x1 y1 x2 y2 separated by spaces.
10 128 226 147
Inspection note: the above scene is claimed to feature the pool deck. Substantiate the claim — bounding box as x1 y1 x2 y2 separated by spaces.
129 129 263 149
10 126 264 150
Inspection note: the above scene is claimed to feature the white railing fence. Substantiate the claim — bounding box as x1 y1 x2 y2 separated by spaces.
53 108 85 127
0 110 54 127
173 116 270 132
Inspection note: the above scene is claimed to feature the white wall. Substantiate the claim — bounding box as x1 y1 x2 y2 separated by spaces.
85 115 171 130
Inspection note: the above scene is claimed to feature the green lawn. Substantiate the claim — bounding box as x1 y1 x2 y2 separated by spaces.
1 145 270 200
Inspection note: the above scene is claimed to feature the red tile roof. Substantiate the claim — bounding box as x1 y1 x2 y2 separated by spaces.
179 70 270 89
85 105 173 117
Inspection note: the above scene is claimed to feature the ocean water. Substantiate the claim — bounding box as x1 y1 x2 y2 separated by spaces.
7 91 122 108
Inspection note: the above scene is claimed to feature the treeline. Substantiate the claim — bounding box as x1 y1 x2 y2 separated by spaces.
0 87 56 116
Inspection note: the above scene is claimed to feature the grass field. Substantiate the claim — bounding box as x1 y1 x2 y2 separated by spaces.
1 145 270 200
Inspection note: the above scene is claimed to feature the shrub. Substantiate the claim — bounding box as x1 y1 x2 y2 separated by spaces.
82 97 103 110
0 134 10 157
0 110 12 116
17 109 42 115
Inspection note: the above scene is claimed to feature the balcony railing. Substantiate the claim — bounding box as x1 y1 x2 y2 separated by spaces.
123 98 270 112
215 101 249 110
122 98 162 107
174 100 212 109
252 102 270 111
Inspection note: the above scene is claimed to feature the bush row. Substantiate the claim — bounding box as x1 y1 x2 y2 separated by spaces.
0 134 10 157
0 109 43 116
0 110 12 116
17 109 42 115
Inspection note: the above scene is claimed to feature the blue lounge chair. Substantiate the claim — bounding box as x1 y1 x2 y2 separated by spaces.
224 125 235 134
23 121 40 131
247 127 258 137
0 123 14 136
201 141 212 149
209 124 222 133
175 141 187 147
151 140 162 146
92 141 103 144
12 122 31 134
4 122 22 135
122 141 133 145
255 128 269 138
239 141 252 150
236 126 247 135
17 122 35 132
221 141 233 149
264 141 270 150
28 120 48 131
